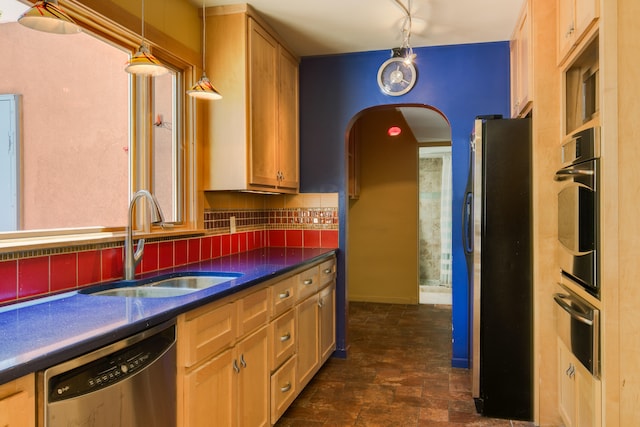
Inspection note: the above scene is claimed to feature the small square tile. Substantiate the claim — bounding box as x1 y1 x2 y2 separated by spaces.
321 230 339 248
269 230 285 247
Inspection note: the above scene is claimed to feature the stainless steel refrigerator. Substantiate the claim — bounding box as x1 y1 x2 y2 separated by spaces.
462 116 533 420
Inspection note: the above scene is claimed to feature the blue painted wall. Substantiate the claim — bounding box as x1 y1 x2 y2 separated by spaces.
299 41 510 367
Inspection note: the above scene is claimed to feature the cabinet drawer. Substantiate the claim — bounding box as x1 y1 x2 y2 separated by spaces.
270 276 296 318
238 287 269 337
270 355 297 425
269 309 295 371
319 257 336 288
180 302 236 368
296 266 319 302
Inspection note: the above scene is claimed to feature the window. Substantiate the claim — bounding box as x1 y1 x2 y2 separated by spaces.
0 0 187 235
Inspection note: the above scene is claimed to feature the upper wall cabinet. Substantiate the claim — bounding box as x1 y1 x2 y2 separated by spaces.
204 4 299 193
557 0 599 64
510 0 532 118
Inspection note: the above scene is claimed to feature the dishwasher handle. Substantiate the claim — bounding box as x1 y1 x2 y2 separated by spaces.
553 292 593 325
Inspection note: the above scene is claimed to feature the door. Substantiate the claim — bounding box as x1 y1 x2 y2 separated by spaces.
0 95 20 231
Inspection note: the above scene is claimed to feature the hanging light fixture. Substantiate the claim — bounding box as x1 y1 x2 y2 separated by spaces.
18 0 81 34
187 1 222 100
125 0 168 76
393 0 417 64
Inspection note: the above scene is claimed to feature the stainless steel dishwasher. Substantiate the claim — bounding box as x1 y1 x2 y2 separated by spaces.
40 321 176 427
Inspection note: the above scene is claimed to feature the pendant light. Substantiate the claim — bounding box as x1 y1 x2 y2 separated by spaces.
18 0 81 34
125 0 168 76
187 1 222 100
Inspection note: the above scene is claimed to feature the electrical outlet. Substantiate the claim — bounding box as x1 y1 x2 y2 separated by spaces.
230 216 236 234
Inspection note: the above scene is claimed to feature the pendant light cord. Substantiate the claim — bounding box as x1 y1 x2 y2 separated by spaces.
201 1 206 73
141 0 146 43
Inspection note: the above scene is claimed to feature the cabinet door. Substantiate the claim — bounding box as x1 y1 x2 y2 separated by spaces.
575 360 601 427
574 0 598 45
248 18 279 188
0 374 35 427
511 2 531 117
296 294 319 389
318 283 336 363
236 326 269 427
184 348 236 427
558 340 576 427
557 0 575 61
277 46 299 191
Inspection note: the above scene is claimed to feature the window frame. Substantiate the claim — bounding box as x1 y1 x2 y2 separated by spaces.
0 0 200 248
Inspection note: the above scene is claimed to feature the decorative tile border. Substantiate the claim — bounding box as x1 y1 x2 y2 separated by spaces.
205 207 339 232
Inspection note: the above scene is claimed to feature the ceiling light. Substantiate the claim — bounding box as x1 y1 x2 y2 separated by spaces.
388 126 402 137
393 0 417 63
18 0 81 34
125 0 168 76
187 1 222 100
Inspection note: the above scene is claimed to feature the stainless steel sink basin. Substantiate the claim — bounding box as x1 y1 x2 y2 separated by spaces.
92 287 197 298
85 273 242 298
148 275 236 289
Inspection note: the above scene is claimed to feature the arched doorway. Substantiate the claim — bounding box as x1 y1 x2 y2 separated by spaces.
345 104 451 304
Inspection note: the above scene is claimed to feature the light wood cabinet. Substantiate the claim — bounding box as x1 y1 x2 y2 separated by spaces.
177 254 336 426
204 4 299 193
557 339 601 427
557 0 598 63
0 374 35 427
296 293 320 389
177 291 269 427
510 0 532 118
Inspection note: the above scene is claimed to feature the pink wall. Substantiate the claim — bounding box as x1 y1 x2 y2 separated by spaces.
0 22 129 229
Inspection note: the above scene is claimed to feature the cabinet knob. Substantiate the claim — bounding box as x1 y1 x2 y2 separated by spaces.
280 382 292 393
303 279 313 286
280 332 291 342
323 268 332 274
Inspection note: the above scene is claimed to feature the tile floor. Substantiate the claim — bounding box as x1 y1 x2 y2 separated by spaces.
275 302 536 427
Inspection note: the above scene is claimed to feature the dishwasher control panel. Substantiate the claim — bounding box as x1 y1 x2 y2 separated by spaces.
46 325 175 403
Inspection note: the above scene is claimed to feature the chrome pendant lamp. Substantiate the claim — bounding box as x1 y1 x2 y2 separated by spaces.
18 0 82 34
125 0 168 76
187 1 222 100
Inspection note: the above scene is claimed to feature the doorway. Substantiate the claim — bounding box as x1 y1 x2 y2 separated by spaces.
346 104 451 305
418 145 452 305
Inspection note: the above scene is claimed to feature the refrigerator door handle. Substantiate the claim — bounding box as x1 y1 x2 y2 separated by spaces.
553 292 593 325
462 192 473 254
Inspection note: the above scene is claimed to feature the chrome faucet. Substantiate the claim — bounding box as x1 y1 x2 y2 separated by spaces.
123 190 165 280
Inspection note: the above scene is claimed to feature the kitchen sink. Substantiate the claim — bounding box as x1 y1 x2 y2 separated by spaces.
83 273 242 298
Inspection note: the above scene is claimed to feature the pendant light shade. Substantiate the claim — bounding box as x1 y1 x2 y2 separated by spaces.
187 1 222 100
18 0 81 34
125 45 168 76
125 0 168 76
187 73 222 100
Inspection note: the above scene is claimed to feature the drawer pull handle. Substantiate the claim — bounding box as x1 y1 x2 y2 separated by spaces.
280 332 291 342
303 279 313 285
233 359 240 373
278 290 290 299
323 268 332 274
280 382 292 393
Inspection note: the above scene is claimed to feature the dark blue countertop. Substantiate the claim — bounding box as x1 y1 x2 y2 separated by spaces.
0 247 336 384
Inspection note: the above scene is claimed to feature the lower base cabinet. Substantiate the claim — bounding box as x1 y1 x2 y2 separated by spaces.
177 255 336 426
0 374 35 427
557 338 601 427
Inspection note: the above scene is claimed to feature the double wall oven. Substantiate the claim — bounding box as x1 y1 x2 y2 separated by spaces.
553 126 601 378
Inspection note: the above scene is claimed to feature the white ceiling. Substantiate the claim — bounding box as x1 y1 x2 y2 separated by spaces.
199 0 526 57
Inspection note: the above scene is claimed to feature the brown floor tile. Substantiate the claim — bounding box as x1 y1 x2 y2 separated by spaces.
274 302 535 427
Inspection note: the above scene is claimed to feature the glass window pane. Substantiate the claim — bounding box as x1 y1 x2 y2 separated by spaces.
152 71 180 224
0 9 130 231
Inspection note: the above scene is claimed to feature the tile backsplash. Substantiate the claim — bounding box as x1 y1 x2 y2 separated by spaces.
0 193 339 306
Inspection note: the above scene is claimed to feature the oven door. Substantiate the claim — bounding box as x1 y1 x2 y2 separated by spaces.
555 159 598 295
554 286 600 378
